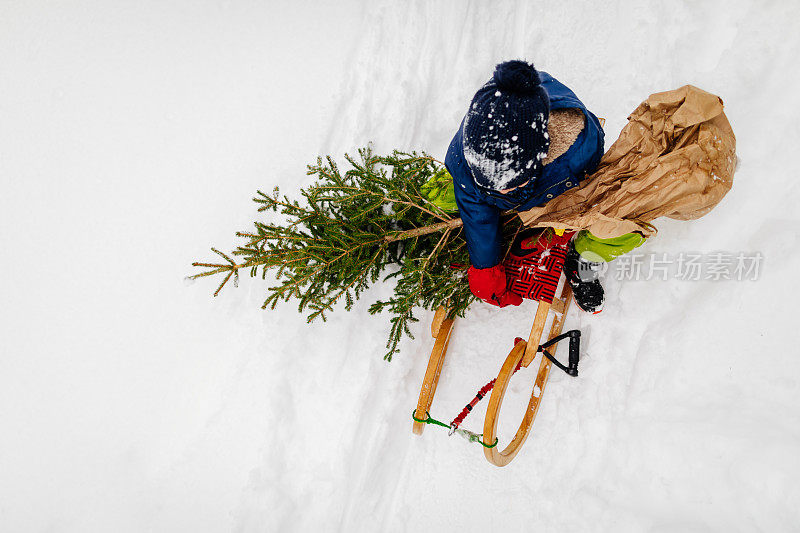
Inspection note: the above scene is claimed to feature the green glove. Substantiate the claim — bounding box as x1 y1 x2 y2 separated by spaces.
421 168 459 213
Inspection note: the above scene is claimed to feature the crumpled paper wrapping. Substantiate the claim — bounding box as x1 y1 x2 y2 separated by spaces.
518 85 736 238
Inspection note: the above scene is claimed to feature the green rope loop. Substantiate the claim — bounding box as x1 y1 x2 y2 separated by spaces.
411 409 450 429
480 437 499 449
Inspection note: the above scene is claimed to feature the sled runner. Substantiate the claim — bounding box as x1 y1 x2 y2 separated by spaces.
412 228 582 467
411 305 454 436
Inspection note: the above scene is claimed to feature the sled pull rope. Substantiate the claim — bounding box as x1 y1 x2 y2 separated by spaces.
538 330 581 376
411 410 498 449
450 358 524 430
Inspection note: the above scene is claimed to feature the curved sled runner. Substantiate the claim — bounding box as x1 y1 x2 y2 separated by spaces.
482 282 573 466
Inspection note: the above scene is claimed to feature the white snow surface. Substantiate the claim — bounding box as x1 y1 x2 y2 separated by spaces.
3 1 800 531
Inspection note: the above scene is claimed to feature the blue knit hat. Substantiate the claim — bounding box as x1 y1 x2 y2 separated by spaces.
462 60 550 191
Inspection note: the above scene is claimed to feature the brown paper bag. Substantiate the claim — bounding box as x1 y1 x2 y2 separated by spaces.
518 85 736 238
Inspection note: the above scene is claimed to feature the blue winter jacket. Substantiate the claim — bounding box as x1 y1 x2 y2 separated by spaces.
445 72 605 269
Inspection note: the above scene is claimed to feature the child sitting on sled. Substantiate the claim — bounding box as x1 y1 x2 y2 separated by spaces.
434 60 645 313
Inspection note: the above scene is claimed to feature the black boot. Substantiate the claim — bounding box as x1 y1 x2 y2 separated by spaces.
564 245 605 314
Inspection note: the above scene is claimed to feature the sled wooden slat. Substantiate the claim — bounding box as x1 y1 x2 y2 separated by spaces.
483 283 573 467
522 301 551 367
550 296 567 315
431 306 449 338
413 314 455 435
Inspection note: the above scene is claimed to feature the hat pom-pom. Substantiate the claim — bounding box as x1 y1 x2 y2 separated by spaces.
493 60 541 93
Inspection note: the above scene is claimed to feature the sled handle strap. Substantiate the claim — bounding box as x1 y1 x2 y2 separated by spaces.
538 330 581 377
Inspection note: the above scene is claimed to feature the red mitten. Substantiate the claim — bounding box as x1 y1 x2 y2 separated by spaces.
468 265 522 308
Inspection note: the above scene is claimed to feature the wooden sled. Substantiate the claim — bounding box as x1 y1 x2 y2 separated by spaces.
412 229 579 467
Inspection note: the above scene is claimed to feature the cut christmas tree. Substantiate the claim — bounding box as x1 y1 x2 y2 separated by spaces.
190 146 523 360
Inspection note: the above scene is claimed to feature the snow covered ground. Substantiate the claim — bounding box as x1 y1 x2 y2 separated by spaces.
3 1 800 531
